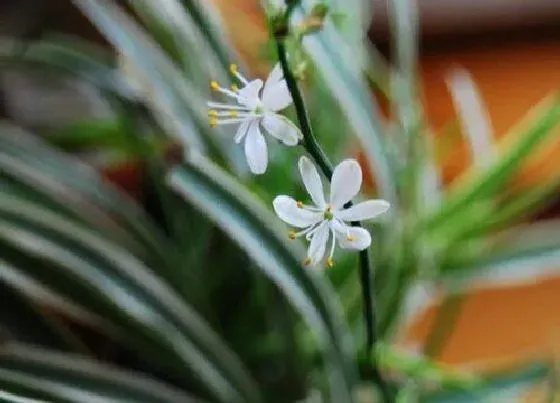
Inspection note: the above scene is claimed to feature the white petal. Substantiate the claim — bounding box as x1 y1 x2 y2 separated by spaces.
244 121 268 174
329 159 362 208
237 79 263 110
308 222 329 265
298 156 326 208
272 195 322 228
335 200 390 222
234 118 252 144
262 80 292 112
264 63 283 90
338 227 371 251
261 113 301 146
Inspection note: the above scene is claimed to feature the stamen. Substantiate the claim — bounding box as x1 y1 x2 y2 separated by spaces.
346 235 355 242
303 257 312 266
210 80 220 91
297 201 303 209
209 110 254 118
288 231 296 240
208 117 218 128
229 63 249 85
292 223 320 240
210 117 253 126
231 84 239 92
327 228 337 267
206 101 250 111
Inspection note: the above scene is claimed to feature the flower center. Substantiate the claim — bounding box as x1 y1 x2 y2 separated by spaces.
323 207 333 221
254 105 264 115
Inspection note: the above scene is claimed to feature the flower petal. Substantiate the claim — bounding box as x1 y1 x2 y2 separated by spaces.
261 113 301 146
244 121 268 174
273 195 322 228
308 222 329 265
264 63 283 90
335 200 390 222
298 156 326 208
237 79 263 109
329 159 362 208
338 227 371 251
262 81 292 112
234 118 252 144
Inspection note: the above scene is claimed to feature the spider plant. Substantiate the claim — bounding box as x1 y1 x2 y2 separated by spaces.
0 0 558 401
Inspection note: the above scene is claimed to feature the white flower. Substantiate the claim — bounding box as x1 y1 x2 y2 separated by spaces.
208 63 302 174
273 156 390 268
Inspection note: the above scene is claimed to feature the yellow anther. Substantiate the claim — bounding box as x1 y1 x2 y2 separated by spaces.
210 80 220 91
208 110 218 117
346 235 355 242
208 117 218 127
229 110 238 118
326 257 334 268
229 63 238 74
231 84 239 92
296 201 303 209
288 231 296 240
303 257 312 266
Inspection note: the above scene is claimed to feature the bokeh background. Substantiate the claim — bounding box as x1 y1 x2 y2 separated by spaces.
0 0 560 401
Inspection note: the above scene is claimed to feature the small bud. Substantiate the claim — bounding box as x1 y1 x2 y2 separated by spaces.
310 3 328 19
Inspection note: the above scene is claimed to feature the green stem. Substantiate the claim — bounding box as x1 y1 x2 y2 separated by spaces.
275 30 393 401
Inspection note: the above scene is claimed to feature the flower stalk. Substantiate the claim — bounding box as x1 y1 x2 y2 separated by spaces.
273 15 394 402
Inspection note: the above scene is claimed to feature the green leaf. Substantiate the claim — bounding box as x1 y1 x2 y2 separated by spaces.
0 282 79 353
0 194 261 403
0 123 167 262
425 93 560 232
421 363 550 402
0 343 204 403
375 343 479 390
441 221 560 291
0 37 131 99
168 152 357 402
290 3 396 202
70 0 245 172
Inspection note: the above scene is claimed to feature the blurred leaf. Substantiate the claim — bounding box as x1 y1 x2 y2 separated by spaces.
374 344 479 390
0 122 167 262
441 220 560 290
71 0 205 147
168 152 357 402
426 93 560 232
0 193 261 403
421 363 550 402
0 283 79 353
446 69 494 168
0 343 203 402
